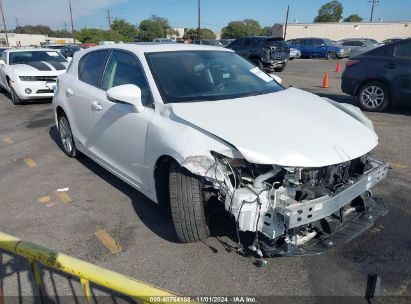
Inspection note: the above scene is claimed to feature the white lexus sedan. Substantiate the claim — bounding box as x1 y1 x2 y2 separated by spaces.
53 44 388 257
0 48 68 105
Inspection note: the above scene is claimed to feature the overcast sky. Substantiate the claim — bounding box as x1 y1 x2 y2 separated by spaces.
3 0 411 31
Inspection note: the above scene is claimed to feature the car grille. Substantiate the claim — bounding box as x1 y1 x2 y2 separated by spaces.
33 76 57 82
36 89 54 94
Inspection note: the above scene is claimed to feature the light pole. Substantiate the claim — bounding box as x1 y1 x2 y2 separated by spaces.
0 0 9 47
197 0 201 40
68 0 75 42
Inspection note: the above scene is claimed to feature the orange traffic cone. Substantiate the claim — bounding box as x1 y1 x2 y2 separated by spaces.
322 72 329 88
336 61 342 73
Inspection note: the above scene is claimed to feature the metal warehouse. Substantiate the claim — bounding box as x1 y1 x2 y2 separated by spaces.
271 22 411 42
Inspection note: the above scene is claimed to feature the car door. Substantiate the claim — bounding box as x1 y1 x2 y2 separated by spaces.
86 50 155 189
66 49 111 148
391 41 411 104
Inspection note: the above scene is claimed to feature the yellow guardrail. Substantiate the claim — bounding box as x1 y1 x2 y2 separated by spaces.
0 231 190 304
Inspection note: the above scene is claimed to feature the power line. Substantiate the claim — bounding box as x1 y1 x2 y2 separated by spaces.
0 0 9 46
369 0 380 22
68 0 75 40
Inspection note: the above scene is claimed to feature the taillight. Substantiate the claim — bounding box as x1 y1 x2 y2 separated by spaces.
346 59 360 68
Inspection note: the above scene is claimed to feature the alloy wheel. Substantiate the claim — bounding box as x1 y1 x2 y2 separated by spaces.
360 85 385 109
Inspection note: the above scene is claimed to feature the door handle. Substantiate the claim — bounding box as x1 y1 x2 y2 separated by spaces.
65 88 74 97
91 100 103 111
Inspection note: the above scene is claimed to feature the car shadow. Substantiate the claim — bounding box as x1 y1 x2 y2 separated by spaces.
49 125 179 243
49 125 245 246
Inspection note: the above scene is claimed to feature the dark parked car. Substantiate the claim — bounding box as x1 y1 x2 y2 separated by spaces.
342 39 411 112
60 45 82 58
227 36 290 72
193 39 223 47
287 38 350 59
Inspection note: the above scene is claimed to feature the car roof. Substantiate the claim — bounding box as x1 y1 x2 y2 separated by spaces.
4 48 63 53
77 43 232 55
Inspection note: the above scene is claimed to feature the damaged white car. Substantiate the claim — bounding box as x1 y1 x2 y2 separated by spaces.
53 44 388 257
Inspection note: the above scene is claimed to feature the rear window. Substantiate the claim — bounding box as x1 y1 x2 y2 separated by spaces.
394 42 411 59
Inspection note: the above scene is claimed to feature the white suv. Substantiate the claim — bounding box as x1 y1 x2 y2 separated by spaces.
53 44 388 257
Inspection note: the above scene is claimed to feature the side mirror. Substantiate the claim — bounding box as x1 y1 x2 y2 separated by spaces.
0 60 5 65
107 84 145 113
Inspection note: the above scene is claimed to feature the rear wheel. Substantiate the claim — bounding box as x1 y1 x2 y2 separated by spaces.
327 51 337 60
357 81 390 112
274 63 287 72
250 58 264 70
169 161 210 243
58 114 79 158
10 87 23 105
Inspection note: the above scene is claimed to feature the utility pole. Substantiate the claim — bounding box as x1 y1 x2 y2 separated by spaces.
68 0 75 42
15 17 19 28
64 22 68 31
369 0 379 22
284 5 290 40
0 0 8 47
107 10 112 29
197 0 201 40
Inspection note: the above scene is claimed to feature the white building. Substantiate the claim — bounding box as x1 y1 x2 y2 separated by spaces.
0 33 74 47
270 22 411 42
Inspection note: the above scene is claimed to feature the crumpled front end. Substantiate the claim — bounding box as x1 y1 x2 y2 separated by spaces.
182 152 388 257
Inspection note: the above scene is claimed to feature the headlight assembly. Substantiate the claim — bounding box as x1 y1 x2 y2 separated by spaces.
19 76 36 81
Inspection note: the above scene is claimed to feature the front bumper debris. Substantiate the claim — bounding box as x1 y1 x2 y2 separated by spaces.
260 196 388 257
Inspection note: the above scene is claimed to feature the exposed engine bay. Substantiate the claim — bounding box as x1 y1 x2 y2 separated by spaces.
193 152 388 257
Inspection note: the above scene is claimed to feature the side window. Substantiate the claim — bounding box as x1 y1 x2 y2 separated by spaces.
102 50 153 106
1 52 7 64
229 39 243 48
78 50 110 87
394 42 411 59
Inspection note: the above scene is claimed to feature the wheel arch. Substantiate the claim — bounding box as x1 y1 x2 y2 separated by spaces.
154 154 178 207
354 78 392 98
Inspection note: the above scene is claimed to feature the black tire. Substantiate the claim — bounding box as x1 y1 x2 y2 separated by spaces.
169 161 209 243
10 87 23 105
327 51 337 60
250 57 264 70
357 81 390 112
274 63 287 72
58 114 79 158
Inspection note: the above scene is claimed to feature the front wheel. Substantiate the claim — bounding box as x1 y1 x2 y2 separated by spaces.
58 114 79 158
169 161 210 243
327 51 337 60
357 81 390 112
10 87 23 105
274 63 287 72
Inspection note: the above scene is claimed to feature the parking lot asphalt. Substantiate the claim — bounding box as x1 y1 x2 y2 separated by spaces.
0 59 410 300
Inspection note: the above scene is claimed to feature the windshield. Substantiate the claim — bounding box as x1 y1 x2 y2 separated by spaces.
323 38 335 46
9 51 67 65
146 51 283 104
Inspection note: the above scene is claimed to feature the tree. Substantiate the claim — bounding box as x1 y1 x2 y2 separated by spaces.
221 21 247 39
111 19 138 42
260 26 271 36
183 28 216 40
344 14 363 22
138 15 171 41
221 19 262 39
76 28 124 43
243 19 262 36
314 0 343 22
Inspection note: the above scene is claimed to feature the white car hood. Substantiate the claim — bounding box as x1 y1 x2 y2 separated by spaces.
171 88 378 167
11 62 68 75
